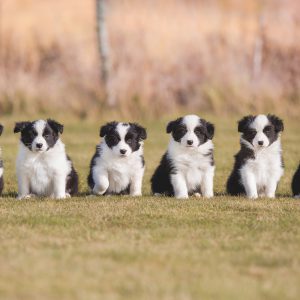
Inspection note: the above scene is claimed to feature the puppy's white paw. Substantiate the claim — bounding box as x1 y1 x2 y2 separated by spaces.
17 194 35 200
176 194 189 200
193 193 201 198
131 193 142 197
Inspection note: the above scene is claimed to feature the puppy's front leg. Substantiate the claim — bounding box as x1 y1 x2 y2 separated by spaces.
93 169 109 195
265 179 278 198
130 169 144 196
170 173 188 199
241 169 258 199
17 171 30 200
53 174 67 199
201 167 215 198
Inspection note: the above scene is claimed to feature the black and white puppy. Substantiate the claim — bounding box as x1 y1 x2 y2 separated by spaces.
227 114 284 199
151 114 215 199
14 119 78 199
292 164 300 198
88 122 147 196
0 124 4 195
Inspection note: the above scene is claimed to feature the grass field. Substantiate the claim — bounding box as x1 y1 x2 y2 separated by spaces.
0 115 299 300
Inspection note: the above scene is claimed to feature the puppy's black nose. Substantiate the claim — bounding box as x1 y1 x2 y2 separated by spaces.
187 140 193 145
36 143 43 149
258 141 264 146
120 149 127 155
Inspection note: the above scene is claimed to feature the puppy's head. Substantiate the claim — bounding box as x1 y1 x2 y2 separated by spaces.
14 119 63 152
100 121 147 157
166 114 214 148
238 114 284 149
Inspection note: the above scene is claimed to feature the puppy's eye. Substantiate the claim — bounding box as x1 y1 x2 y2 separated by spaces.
247 129 256 135
107 136 119 143
176 128 186 135
194 127 204 135
127 139 132 143
264 126 272 133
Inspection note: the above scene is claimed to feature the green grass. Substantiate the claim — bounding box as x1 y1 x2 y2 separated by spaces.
0 115 299 300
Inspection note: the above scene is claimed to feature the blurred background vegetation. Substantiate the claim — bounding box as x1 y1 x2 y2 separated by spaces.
0 0 299 119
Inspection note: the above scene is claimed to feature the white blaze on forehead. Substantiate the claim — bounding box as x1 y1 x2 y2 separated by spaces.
34 120 47 136
250 115 269 131
182 115 200 131
116 123 129 140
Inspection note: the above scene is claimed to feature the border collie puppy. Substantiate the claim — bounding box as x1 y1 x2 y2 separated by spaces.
0 124 4 195
227 114 284 199
88 122 147 196
151 115 215 199
292 164 300 198
14 119 78 199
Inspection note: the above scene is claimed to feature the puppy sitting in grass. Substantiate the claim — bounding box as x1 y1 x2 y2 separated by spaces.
14 119 78 199
151 114 215 199
227 114 284 199
88 121 147 196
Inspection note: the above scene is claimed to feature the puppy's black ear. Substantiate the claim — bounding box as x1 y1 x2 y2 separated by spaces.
166 118 182 134
205 121 215 139
268 114 284 133
238 115 255 133
100 121 117 137
14 121 31 133
47 119 64 134
132 123 147 140
0 124 3 136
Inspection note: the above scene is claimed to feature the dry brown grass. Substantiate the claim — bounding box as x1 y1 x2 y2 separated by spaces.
0 0 300 117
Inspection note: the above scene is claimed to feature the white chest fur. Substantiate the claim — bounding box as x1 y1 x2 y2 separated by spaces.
168 139 214 195
16 141 71 197
240 140 283 197
94 143 144 194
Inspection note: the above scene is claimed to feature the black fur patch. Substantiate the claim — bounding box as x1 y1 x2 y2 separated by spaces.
100 121 147 152
265 114 284 145
66 155 78 195
292 164 300 196
125 123 147 152
166 117 214 145
14 119 62 151
151 153 178 196
87 145 102 190
226 144 255 195
43 121 61 149
151 153 201 196
0 124 3 136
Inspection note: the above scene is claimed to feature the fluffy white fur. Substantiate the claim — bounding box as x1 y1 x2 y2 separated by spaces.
240 115 283 198
16 121 72 199
92 123 145 196
168 115 214 199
